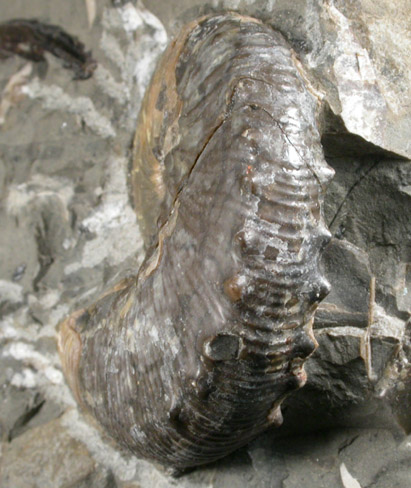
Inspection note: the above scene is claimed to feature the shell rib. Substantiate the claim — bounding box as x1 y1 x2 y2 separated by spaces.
59 13 334 469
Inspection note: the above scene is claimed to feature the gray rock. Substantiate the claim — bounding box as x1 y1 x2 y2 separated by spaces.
324 158 411 316
0 414 114 488
0 380 43 441
0 280 24 316
316 238 371 328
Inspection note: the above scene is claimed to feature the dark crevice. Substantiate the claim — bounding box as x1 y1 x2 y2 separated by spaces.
337 434 359 454
328 159 381 230
32 213 54 291
8 395 46 441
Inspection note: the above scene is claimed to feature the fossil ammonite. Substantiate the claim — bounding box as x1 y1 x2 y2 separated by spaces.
58 13 334 469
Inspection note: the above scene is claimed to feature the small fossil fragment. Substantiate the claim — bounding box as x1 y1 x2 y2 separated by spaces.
0 62 32 126
0 19 96 79
59 13 334 469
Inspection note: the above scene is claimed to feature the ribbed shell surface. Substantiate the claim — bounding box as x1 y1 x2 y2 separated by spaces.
59 13 334 469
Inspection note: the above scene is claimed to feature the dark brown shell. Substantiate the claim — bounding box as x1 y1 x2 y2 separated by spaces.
59 13 334 469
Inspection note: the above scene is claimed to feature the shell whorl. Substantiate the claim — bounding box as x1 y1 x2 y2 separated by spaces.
59 13 334 469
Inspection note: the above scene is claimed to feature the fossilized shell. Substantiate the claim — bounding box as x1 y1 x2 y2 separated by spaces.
58 13 334 469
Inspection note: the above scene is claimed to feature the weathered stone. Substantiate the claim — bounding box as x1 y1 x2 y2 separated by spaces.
396 263 411 314
0 415 97 488
0 280 24 316
316 238 371 328
0 381 43 441
323 156 411 324
281 306 408 434
278 428 411 488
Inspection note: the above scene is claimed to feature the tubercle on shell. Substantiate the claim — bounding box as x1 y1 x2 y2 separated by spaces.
58 13 334 469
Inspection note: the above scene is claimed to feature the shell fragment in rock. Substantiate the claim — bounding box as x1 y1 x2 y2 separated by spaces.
58 13 334 469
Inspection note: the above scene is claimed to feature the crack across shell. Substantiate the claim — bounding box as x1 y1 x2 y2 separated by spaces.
58 13 334 469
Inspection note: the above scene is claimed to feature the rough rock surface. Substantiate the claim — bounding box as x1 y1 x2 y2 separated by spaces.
0 413 115 488
0 1 409 487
